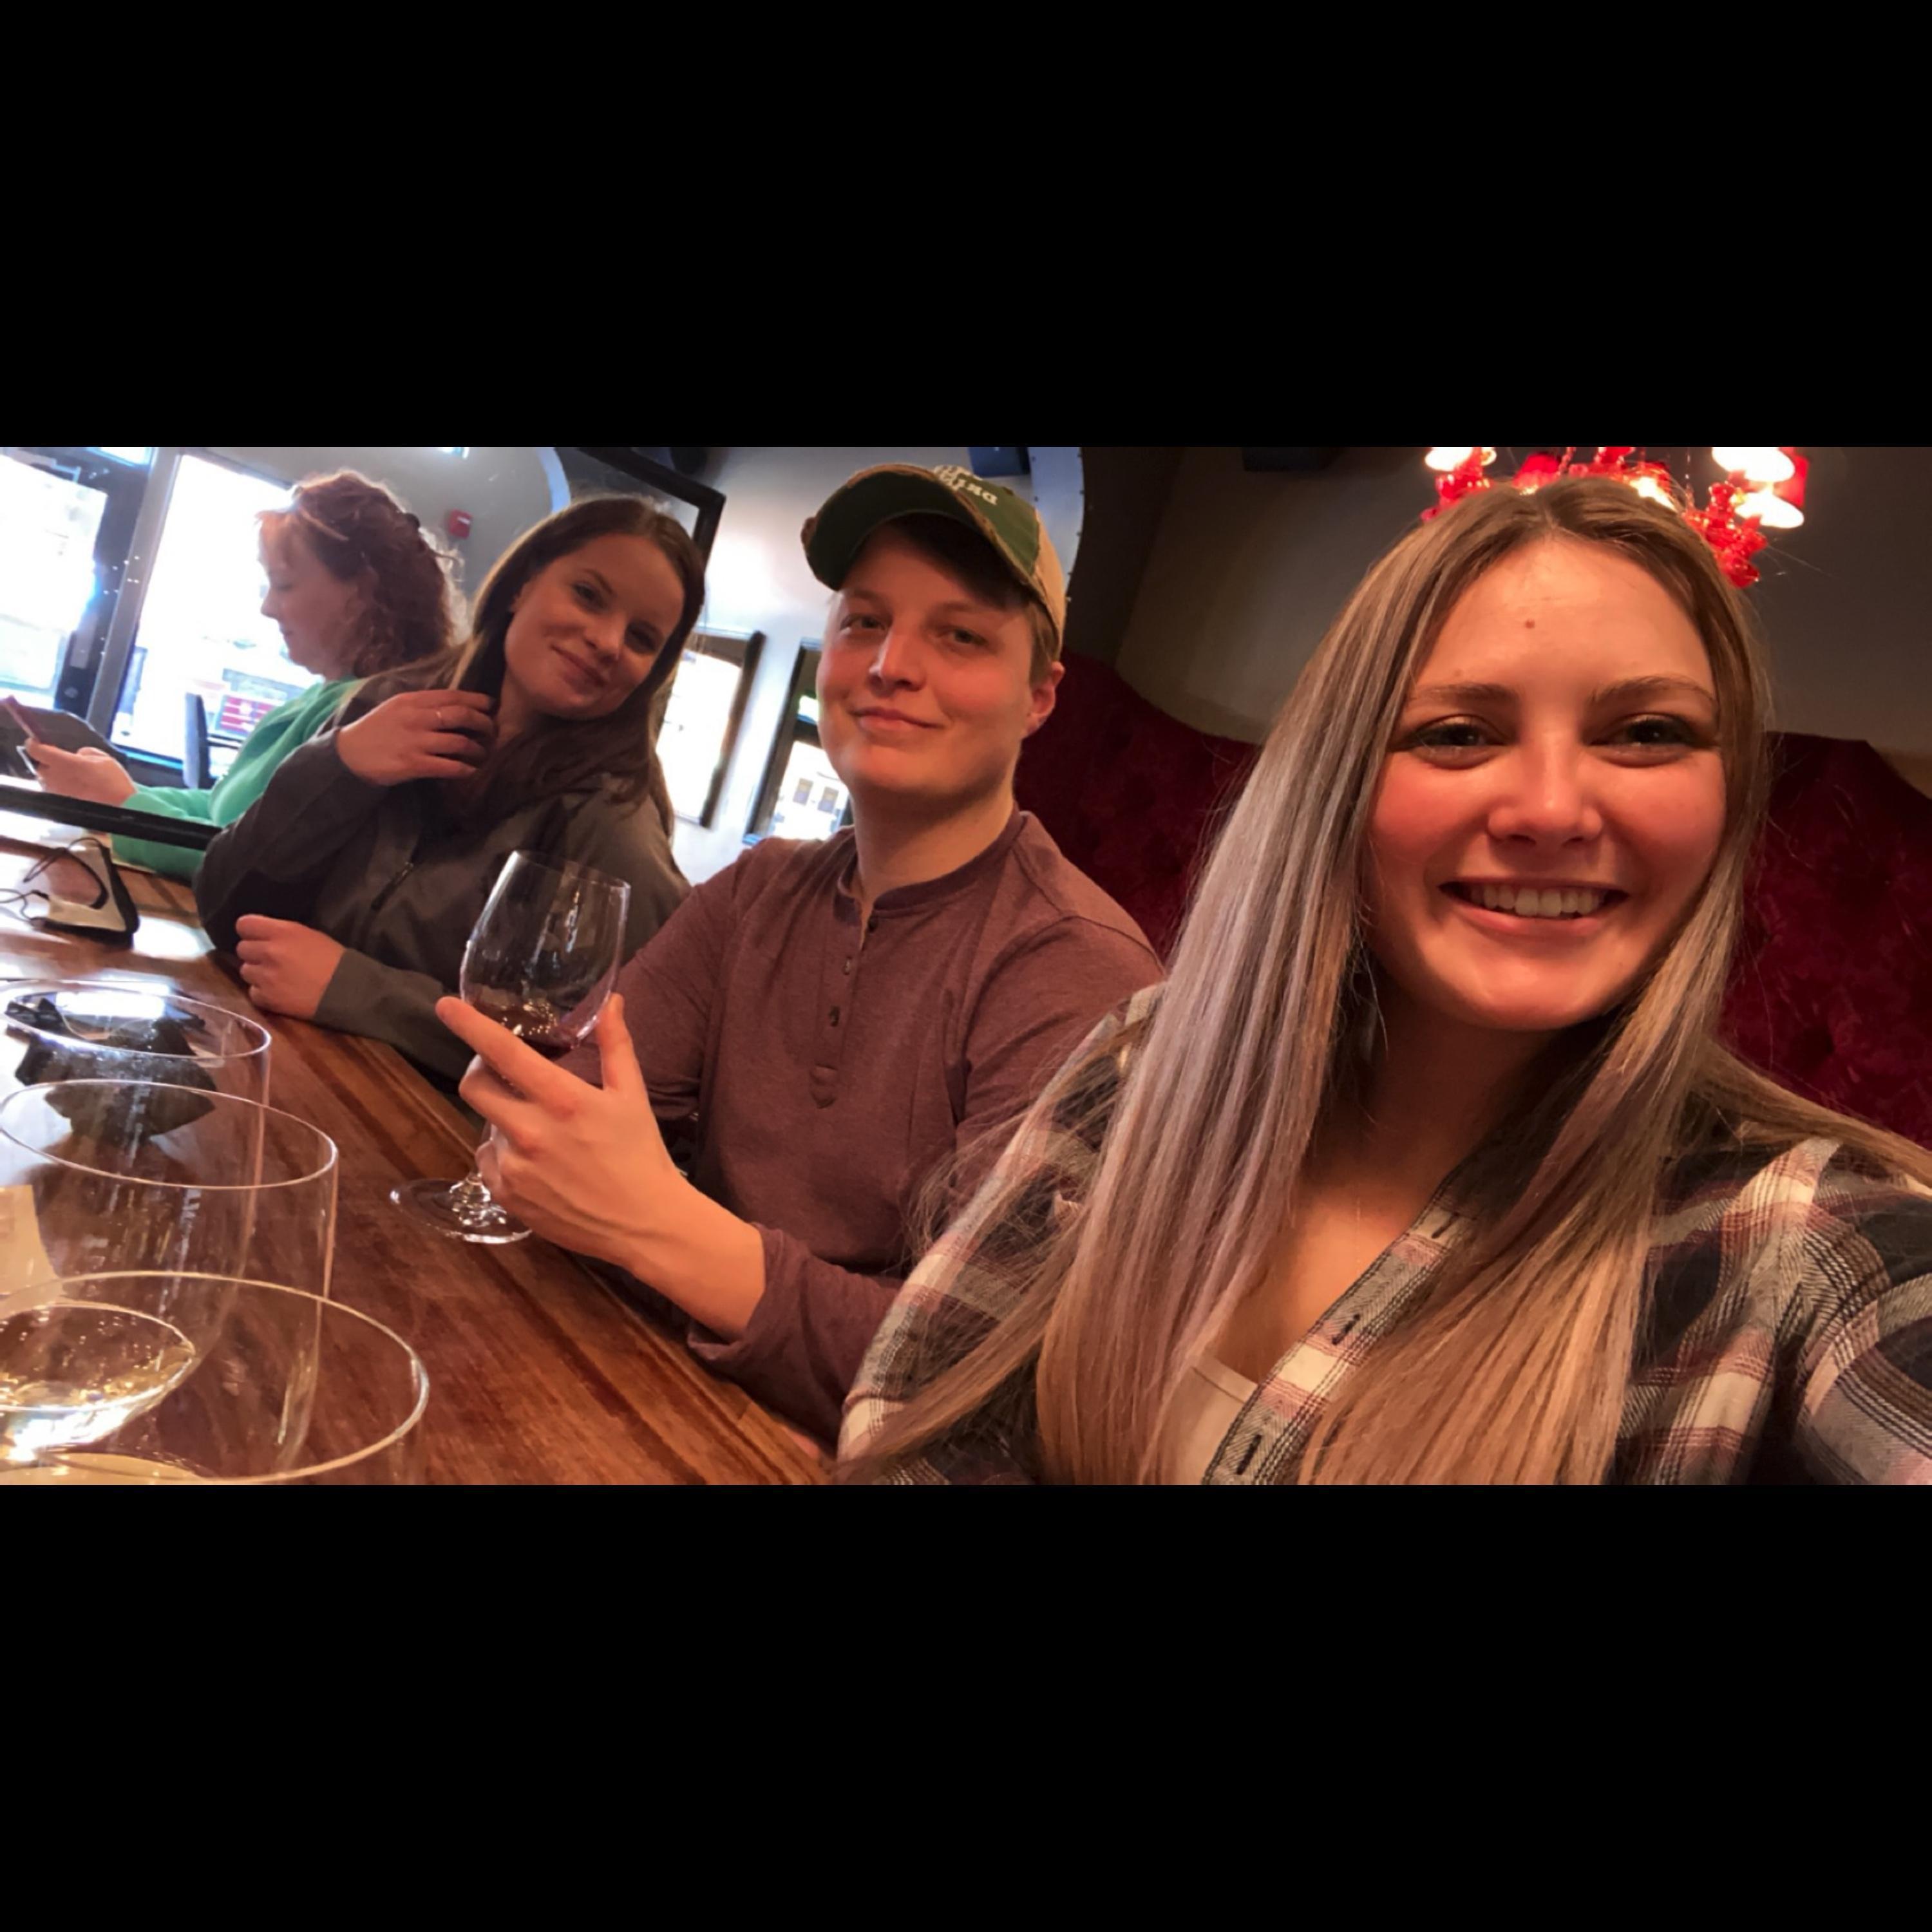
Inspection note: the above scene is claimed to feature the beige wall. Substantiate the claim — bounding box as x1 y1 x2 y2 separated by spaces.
1115 446 1415 740
1063 446 1185 666
1113 446 1932 797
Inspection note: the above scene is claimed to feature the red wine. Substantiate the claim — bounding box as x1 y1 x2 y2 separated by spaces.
469 987 583 1061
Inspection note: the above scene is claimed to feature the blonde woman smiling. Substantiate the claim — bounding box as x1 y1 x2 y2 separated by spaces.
840 476 1932 1486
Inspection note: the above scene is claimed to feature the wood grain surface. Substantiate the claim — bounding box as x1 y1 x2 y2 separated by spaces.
0 829 823 1485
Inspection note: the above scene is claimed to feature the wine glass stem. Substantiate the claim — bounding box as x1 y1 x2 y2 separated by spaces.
448 1166 494 1218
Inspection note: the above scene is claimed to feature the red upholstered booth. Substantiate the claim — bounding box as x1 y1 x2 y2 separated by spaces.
1016 657 1932 1150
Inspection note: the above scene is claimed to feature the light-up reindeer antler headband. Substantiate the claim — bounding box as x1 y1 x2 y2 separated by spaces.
1420 447 1808 588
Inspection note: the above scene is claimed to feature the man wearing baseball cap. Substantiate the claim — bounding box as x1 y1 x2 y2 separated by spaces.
438 461 1162 1446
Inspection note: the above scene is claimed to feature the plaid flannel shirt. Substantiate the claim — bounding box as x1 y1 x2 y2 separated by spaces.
840 989 1932 1484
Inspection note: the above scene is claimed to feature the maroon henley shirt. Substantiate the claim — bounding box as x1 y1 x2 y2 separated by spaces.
569 810 1162 1442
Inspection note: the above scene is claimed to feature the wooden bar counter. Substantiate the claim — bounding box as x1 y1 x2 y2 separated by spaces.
0 825 822 1486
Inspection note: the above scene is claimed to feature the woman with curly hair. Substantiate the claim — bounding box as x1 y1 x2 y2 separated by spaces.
24 469 459 880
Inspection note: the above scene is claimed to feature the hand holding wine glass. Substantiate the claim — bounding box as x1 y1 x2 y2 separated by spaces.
392 852 630 1243
435 991 692 1278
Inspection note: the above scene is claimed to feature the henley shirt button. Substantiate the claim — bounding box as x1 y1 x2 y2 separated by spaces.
843 958 852 975
830 1006 840 1026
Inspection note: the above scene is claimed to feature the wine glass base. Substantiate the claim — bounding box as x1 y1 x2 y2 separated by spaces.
390 1178 532 1245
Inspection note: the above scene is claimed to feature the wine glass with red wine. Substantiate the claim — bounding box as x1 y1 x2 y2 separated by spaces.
390 852 631 1244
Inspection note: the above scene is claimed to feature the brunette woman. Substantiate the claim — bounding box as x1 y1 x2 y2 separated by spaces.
196 494 700 1080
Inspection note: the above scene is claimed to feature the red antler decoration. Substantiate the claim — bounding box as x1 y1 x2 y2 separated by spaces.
1421 447 1787 588
1683 477 1770 588
1422 451 1495 520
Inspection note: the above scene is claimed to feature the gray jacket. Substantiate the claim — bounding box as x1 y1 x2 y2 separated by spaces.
196 682 688 1080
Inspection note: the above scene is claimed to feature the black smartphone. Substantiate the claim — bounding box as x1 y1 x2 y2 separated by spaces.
0 696 119 758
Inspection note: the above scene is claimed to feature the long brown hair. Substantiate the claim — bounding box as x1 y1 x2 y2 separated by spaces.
430 494 705 836
258 470 459 676
848 477 1932 1486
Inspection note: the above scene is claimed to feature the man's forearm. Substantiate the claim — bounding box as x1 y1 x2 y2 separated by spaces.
621 1177 768 1340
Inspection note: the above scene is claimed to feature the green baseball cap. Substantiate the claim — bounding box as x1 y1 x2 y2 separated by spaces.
801 462 1067 658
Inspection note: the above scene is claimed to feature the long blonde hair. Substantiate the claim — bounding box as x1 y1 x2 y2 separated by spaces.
850 477 1932 1486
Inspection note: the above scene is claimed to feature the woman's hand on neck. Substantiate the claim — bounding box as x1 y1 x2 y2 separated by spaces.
848 781 1017 925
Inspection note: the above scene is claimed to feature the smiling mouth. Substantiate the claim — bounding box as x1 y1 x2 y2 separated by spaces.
852 710 935 729
553 647 606 690
1443 882 1629 921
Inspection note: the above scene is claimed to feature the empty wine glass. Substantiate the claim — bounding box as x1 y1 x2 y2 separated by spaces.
392 851 630 1244
0 978 272 1105
0 1272 429 1484
0 1079 339 1304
